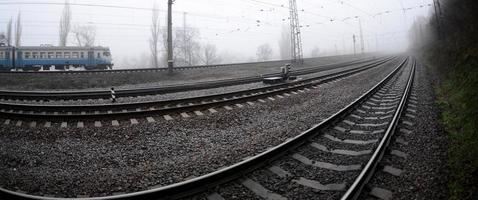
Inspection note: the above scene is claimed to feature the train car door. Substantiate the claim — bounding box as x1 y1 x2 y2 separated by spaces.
5 49 11 69
87 49 96 69
15 50 23 70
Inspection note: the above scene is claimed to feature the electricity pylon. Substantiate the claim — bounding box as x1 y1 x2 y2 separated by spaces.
289 0 303 65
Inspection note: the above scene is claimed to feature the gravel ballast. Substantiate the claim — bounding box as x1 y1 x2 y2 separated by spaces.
0 54 374 91
1 59 384 106
365 60 449 199
0 58 401 197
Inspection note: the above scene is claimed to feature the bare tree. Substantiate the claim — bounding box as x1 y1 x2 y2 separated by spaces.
279 24 291 60
0 33 6 46
157 24 202 67
149 2 160 68
256 44 273 61
72 24 96 47
178 28 201 66
202 44 221 65
6 18 12 46
14 12 22 47
59 0 71 47
310 47 320 57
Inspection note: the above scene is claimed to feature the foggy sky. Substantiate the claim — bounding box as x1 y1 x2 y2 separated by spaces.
0 0 433 68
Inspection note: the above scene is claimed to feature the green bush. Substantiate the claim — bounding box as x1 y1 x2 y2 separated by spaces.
434 47 478 200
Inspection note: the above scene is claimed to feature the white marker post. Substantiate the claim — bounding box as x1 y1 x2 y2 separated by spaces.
110 87 116 103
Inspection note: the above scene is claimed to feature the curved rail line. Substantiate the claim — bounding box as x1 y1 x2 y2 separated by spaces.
0 57 415 200
0 57 385 101
0 56 369 75
0 57 396 120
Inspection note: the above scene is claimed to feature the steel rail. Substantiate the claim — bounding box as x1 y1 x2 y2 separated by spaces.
0 57 396 120
0 57 409 200
340 58 416 200
0 58 385 101
0 56 370 75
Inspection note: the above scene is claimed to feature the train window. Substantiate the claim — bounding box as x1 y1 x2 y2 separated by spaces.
72 52 79 58
97 52 101 58
25 52 31 59
64 52 70 58
32 52 38 58
56 52 62 58
40 52 46 59
103 51 111 57
48 52 54 59
0 52 3 59
80 52 85 58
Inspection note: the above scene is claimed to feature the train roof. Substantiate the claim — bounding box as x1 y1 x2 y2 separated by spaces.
0 46 110 51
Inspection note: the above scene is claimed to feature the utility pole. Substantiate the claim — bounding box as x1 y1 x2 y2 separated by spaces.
359 18 364 54
342 35 346 55
183 12 187 66
353 34 356 55
167 0 174 73
289 0 303 65
375 34 379 52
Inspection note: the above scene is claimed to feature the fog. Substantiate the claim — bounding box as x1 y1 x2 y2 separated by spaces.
0 0 433 68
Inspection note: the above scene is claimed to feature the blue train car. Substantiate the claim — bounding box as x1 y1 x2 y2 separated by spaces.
0 46 113 71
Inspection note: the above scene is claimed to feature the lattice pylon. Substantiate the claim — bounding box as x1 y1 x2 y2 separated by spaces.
289 0 303 65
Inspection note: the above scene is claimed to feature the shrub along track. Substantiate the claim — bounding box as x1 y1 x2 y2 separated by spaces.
0 57 415 199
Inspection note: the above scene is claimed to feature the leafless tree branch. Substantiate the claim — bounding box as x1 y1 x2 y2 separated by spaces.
59 0 71 47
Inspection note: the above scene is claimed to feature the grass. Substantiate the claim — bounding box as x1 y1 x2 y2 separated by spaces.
426 43 478 200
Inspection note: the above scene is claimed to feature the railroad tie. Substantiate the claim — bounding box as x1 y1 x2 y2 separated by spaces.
29 121 37 128
130 118 139 125
194 111 204 116
240 178 287 200
206 193 225 200
268 166 291 178
395 138 409 146
163 115 174 121
402 121 414 127
382 166 403 176
390 150 408 159
61 122 68 128
180 113 190 118
112 120 120 127
208 109 218 114
223 106 233 111
44 121 51 128
369 187 393 200
94 121 102 127
15 120 23 127
292 153 361 171
323 134 378 145
4 119 11 125
146 117 156 123
310 143 371 156
293 177 346 191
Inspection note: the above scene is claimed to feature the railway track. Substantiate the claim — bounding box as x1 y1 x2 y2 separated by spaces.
0 57 397 123
0 56 367 75
0 57 416 200
0 57 384 101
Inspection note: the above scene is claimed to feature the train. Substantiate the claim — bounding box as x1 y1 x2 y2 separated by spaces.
0 45 113 71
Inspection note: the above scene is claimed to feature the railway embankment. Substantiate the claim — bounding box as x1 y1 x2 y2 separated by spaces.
416 0 478 199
